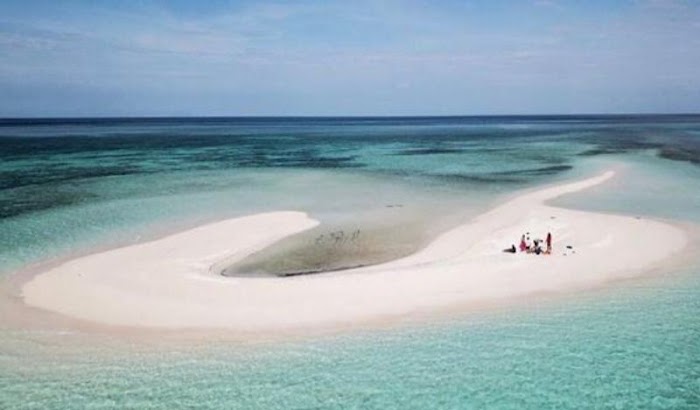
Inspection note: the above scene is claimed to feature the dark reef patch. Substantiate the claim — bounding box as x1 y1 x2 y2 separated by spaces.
0 165 147 191
0 187 97 219
657 147 700 165
428 164 573 186
578 148 629 156
493 164 573 176
429 173 523 184
392 147 465 156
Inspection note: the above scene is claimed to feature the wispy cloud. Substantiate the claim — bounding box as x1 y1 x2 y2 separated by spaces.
0 0 698 116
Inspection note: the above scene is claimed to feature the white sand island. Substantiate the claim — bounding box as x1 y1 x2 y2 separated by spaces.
22 171 687 330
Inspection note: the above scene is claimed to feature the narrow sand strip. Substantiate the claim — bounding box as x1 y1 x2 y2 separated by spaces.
22 171 687 330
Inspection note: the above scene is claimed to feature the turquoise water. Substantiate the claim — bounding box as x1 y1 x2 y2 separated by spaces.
2 268 698 409
1 116 699 408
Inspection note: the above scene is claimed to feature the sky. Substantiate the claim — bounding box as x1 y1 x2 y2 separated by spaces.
0 0 699 117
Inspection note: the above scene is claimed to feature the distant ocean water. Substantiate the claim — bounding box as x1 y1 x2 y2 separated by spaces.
1 116 699 408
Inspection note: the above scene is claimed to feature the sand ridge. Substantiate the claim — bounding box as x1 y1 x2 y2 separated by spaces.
21 171 688 330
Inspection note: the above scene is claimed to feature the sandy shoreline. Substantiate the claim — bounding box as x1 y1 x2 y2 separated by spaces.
21 170 688 331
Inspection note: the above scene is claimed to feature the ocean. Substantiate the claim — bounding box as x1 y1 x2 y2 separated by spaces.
1 116 699 408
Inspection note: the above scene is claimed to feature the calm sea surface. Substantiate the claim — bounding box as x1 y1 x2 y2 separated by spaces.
1 116 699 408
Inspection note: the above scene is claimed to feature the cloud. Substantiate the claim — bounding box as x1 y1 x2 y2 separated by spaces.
0 0 699 116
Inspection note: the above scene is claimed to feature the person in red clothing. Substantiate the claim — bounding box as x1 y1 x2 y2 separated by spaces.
546 232 552 254
519 234 528 252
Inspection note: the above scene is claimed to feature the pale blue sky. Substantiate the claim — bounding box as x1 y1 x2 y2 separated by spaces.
1 0 699 116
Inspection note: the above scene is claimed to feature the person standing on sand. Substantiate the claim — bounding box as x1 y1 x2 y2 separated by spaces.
546 232 552 254
519 235 528 252
525 233 533 252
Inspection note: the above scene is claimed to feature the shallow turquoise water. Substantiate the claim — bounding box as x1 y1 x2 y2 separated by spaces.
1 116 699 408
2 268 698 409
0 168 484 274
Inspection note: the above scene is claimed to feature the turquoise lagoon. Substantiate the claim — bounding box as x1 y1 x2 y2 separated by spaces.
0 116 698 408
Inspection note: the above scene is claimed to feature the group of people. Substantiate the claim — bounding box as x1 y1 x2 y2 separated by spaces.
504 232 552 255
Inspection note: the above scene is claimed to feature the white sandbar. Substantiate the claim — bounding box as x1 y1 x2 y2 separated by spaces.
22 171 687 330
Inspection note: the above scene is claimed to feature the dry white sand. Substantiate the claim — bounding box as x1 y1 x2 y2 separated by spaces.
22 170 687 330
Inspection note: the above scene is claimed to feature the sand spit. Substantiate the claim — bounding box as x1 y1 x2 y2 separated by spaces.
22 171 687 330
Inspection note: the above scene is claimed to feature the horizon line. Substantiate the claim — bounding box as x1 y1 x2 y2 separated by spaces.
1 112 700 121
